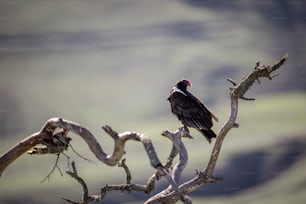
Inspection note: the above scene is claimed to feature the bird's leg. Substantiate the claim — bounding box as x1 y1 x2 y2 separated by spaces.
178 126 193 139
181 125 189 132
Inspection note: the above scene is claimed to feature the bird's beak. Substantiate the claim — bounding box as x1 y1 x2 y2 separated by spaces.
182 79 192 87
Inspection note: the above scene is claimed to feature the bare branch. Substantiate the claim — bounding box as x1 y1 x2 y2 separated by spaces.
69 144 96 164
226 78 238 86
63 161 90 204
97 128 193 203
240 96 256 101
0 118 163 177
161 127 191 185
146 127 193 204
0 118 174 201
41 154 63 183
99 174 158 200
118 158 132 185
0 132 48 177
145 53 288 203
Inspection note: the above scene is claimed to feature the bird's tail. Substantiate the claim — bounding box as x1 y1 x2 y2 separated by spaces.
199 129 217 143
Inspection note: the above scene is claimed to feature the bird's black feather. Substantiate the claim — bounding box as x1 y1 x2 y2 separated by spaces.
168 80 218 143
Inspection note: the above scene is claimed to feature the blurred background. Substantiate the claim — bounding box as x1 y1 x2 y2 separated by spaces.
0 0 305 203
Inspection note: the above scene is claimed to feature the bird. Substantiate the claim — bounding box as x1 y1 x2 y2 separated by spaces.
167 79 218 143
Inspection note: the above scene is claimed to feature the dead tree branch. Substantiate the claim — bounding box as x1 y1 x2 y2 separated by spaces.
63 161 90 204
41 153 63 183
144 53 288 203
0 118 163 177
0 131 48 177
63 127 193 203
95 128 193 202
0 119 182 203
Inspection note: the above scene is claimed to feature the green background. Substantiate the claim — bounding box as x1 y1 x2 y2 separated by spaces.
0 0 305 203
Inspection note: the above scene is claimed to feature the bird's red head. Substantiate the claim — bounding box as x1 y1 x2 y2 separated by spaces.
175 79 192 91
181 79 192 87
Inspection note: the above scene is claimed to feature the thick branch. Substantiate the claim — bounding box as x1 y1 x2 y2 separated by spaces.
0 132 48 177
0 118 162 177
161 127 192 185
146 127 193 204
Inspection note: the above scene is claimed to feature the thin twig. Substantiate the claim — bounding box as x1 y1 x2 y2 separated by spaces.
226 78 238 86
118 158 132 185
41 154 63 183
240 96 255 101
63 161 91 204
69 144 96 164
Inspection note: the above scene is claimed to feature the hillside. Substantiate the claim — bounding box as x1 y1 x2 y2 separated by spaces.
0 0 306 203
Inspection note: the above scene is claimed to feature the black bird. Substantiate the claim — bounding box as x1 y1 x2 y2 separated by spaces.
167 79 218 143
